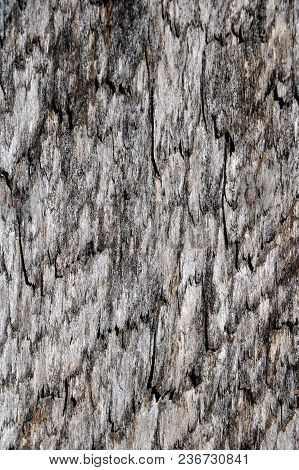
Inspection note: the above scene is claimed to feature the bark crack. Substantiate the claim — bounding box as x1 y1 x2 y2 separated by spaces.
17 216 35 289
145 41 160 179
147 328 160 401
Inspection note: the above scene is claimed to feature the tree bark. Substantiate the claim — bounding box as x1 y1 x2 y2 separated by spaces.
0 0 298 450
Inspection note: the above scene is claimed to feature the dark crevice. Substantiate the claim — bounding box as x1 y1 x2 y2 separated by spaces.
91 437 96 450
178 140 191 160
71 396 77 408
265 232 275 245
123 188 129 201
163 389 175 401
17 216 35 289
245 298 251 311
238 385 255 405
140 312 150 324
0 170 12 191
264 72 276 99
221 132 235 251
90 0 111 5
104 77 116 94
118 83 131 96
147 329 160 401
271 320 297 333
232 24 244 43
235 240 240 271
201 266 219 353
50 99 63 124
118 83 126 95
125 319 138 332
40 384 47 399
145 42 160 179
149 89 160 178
94 76 99 93
107 406 120 433
0 80 6 99
247 253 254 272
63 378 69 416
16 0 26 11
131 397 136 415
40 272 45 296
221 145 229 250
226 131 235 154
200 50 208 131
279 399 283 427
147 329 156 390
186 202 196 227
54 255 63 279
273 85 288 109
39 384 55 401
151 386 161 402
80 239 106 263
66 104 74 131
212 114 221 139
202 279 210 352
213 33 225 47
97 329 105 342
188 368 202 388
161 3 180 38
84 240 96 259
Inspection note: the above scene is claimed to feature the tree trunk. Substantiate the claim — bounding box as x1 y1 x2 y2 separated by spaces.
0 0 298 450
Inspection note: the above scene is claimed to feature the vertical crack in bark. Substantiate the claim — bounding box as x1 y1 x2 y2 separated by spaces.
147 328 156 389
202 277 210 352
150 91 160 178
63 378 69 416
17 215 35 289
200 49 208 131
145 41 160 179
0 170 12 192
247 253 254 273
235 240 240 271
147 328 160 401
221 142 229 250
221 132 235 250
66 103 74 131
0 80 6 100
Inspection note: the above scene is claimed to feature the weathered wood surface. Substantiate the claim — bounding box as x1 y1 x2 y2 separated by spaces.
0 0 298 449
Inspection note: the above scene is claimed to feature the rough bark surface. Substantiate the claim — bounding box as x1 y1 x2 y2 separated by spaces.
0 0 298 450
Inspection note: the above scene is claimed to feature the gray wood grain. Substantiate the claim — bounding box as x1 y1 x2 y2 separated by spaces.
0 0 298 449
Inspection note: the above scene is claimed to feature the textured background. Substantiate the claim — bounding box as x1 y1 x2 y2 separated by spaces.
0 0 298 449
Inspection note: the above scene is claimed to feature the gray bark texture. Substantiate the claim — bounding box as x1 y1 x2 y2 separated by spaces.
0 0 298 450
